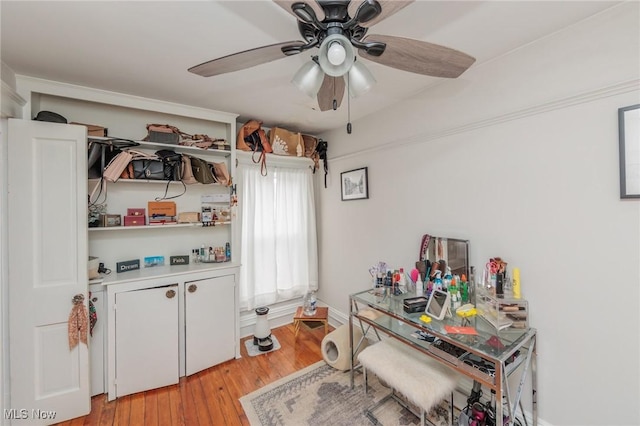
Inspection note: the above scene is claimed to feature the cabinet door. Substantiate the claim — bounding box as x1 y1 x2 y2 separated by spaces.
8 119 90 423
185 275 236 375
115 284 179 397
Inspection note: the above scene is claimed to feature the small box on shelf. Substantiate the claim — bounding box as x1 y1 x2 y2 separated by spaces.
477 292 528 331
148 201 176 217
127 208 146 217
99 214 121 227
124 215 145 226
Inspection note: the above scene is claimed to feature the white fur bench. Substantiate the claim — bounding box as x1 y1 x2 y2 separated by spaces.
357 338 460 425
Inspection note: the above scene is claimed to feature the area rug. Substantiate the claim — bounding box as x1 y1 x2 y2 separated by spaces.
244 336 282 357
240 361 452 425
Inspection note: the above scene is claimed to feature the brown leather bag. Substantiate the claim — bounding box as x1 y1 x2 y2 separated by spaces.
302 134 318 158
237 120 272 153
237 120 272 175
189 156 216 184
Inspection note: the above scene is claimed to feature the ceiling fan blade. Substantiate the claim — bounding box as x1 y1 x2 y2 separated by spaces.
348 0 413 28
317 75 345 112
359 34 475 78
273 1 325 22
188 41 305 77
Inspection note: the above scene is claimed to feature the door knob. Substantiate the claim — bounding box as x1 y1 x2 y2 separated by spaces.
188 284 197 293
166 289 176 299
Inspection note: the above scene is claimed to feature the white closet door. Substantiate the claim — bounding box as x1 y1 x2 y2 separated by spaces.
185 275 236 375
115 284 179 397
8 119 90 424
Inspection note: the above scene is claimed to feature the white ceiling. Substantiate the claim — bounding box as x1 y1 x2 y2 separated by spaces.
1 1 619 134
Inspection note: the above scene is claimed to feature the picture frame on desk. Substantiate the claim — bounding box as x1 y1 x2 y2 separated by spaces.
341 167 368 201
618 103 640 198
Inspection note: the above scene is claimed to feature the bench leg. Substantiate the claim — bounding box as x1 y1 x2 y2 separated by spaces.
363 367 368 394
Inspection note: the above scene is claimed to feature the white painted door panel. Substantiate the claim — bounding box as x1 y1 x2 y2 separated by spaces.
8 119 90 424
185 275 235 375
115 284 179 398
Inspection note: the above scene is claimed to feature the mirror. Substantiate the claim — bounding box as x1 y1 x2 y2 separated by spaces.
417 234 470 281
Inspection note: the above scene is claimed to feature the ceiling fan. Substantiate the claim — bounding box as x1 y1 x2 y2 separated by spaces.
189 0 475 115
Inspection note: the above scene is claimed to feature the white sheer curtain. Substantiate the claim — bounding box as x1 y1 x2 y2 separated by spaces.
239 162 318 310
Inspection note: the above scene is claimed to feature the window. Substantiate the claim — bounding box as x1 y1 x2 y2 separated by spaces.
238 161 318 310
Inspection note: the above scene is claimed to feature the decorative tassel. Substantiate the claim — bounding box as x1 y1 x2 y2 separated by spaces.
68 294 88 350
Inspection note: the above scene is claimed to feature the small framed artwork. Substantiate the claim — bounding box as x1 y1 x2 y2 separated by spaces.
619 104 640 198
341 167 369 201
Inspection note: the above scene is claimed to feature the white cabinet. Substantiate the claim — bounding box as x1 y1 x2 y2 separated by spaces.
105 266 239 400
114 284 179 398
185 275 236 375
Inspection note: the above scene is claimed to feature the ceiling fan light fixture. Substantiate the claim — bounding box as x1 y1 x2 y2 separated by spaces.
318 34 355 77
292 59 325 98
327 41 346 66
348 60 376 98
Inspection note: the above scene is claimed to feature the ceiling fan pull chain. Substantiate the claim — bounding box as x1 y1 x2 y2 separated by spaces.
347 72 352 134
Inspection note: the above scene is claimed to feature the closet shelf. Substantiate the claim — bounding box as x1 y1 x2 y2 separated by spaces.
89 221 231 232
89 137 232 158
88 178 230 187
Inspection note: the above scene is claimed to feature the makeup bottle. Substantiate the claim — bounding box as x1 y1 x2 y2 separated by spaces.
512 268 521 299
416 273 424 296
460 274 469 303
433 271 443 291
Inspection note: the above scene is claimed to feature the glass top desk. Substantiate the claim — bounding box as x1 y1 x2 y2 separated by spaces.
349 289 537 426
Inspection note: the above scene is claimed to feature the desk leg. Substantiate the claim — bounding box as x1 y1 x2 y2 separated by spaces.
532 336 537 426
349 303 354 388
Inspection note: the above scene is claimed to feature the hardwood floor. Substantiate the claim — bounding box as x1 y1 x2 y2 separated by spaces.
55 322 332 426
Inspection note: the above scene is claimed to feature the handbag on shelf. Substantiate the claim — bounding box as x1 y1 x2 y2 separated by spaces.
103 150 133 182
156 150 182 181
88 138 139 179
302 134 318 158
209 161 230 186
269 127 304 157
312 139 329 188
237 120 272 153
118 150 162 180
237 120 272 175
181 155 199 185
143 123 184 145
189 156 216 184
132 159 166 180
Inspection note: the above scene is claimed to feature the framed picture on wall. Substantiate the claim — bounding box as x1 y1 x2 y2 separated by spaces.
619 104 640 198
341 167 369 201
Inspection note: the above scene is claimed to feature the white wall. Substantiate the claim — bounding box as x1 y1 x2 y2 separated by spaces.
316 3 639 426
